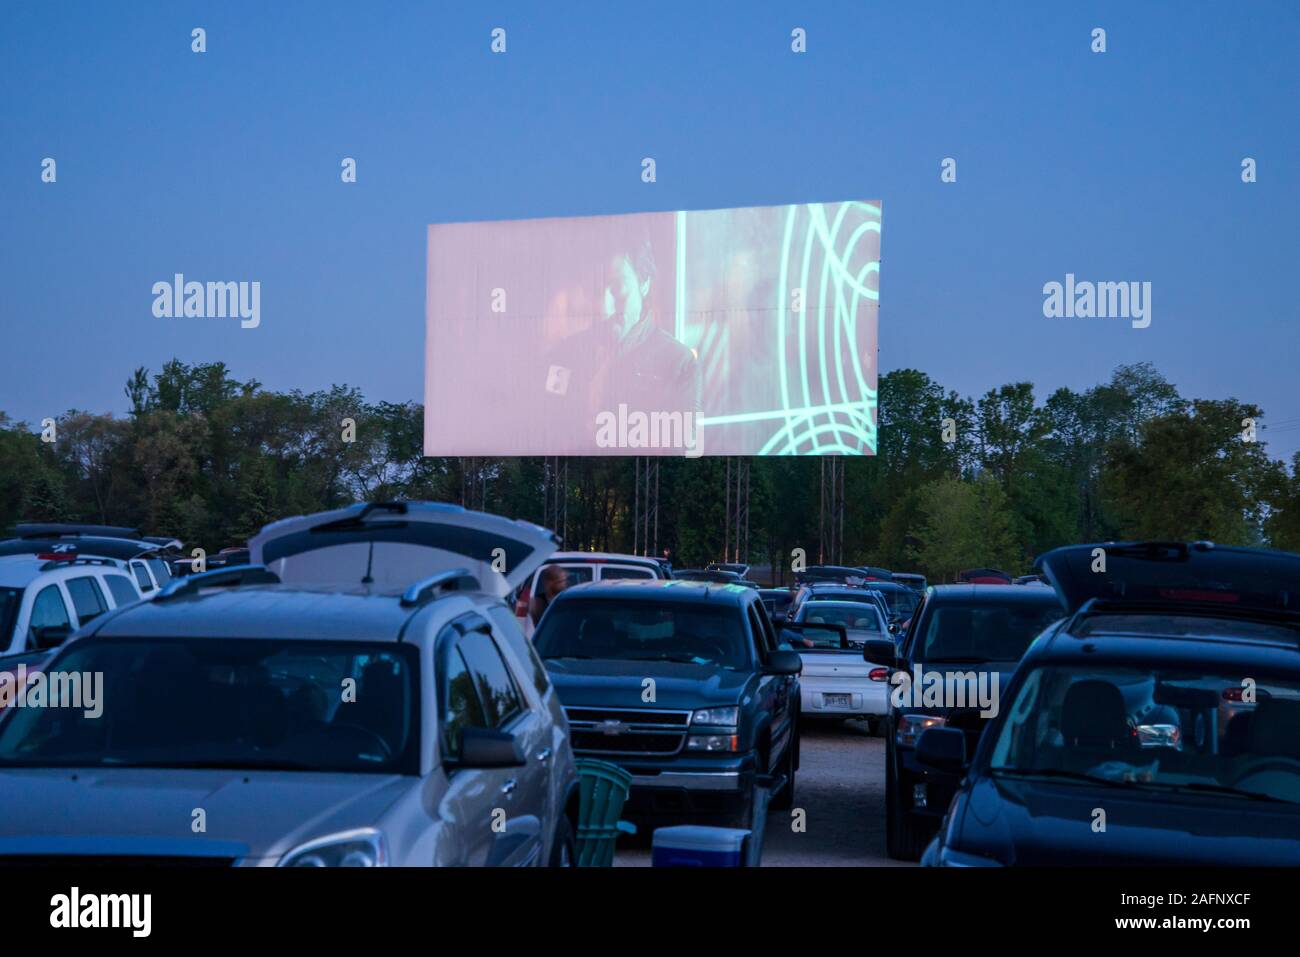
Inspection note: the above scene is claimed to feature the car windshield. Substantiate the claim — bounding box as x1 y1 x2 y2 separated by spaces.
0 587 21 647
809 592 875 605
534 599 749 669
989 664 1300 806
913 600 1062 663
0 638 419 774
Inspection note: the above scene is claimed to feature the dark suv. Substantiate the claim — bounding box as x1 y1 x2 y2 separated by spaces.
879 584 1065 859
533 579 802 829
921 541 1300 866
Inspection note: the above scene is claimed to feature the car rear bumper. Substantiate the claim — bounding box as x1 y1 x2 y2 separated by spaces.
800 679 887 716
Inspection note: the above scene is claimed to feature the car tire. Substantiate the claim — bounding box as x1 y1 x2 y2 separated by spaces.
549 814 576 867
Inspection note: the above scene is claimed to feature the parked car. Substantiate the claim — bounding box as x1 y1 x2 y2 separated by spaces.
0 552 142 656
786 601 891 732
879 583 1065 859
957 568 1013 585
514 551 669 637
921 541 1300 866
863 581 920 626
673 568 741 584
788 581 891 630
757 588 794 623
795 565 870 586
0 524 174 597
855 566 895 583
0 501 580 867
707 562 751 578
892 572 928 595
532 579 802 829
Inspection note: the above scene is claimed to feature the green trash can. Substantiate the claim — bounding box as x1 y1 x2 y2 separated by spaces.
574 758 637 867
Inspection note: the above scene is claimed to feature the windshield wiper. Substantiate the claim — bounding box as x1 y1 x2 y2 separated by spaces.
624 654 710 664
541 653 596 660
924 656 993 665
1155 781 1298 806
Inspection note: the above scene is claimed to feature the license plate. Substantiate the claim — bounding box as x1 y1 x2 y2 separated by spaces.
824 694 851 708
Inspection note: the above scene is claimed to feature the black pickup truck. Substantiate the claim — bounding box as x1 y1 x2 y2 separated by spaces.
532 579 802 829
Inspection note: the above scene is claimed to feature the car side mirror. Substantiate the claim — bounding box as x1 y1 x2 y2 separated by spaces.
862 637 896 667
765 650 803 676
915 727 967 772
31 624 72 650
456 726 526 769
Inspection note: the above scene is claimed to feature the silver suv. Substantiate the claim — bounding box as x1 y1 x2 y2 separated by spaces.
0 502 580 867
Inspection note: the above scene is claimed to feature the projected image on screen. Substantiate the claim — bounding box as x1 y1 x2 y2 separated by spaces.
425 201 880 456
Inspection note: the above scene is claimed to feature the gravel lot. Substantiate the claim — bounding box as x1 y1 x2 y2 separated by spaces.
615 719 914 867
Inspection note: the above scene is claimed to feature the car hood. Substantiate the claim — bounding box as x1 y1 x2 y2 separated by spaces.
0 768 413 863
249 501 558 598
955 775 1300 866
545 658 756 710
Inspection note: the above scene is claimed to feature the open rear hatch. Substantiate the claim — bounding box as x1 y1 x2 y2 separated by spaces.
1035 541 1300 616
249 501 559 599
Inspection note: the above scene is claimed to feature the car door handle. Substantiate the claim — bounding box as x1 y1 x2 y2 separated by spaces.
535 748 551 762
500 778 517 796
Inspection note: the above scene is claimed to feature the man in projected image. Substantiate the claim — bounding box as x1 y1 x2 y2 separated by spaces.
544 237 700 447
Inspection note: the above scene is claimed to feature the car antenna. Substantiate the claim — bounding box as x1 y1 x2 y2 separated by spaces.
362 540 375 584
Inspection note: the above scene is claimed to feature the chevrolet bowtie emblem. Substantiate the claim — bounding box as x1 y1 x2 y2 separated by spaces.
597 720 629 735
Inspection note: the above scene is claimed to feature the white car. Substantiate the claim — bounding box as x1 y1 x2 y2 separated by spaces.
0 553 142 657
514 551 667 637
0 501 581 867
0 524 175 598
785 600 892 732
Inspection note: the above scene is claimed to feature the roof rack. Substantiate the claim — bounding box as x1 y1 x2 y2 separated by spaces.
13 523 142 541
155 564 280 602
400 568 480 607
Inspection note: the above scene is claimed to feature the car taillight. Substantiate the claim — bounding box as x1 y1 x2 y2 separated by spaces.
869 668 890 682
514 583 531 618
1223 686 1270 701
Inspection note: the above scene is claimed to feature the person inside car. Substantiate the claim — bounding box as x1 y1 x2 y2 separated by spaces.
529 565 571 627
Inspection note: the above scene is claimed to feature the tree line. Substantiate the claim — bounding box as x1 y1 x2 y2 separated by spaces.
2 359 1298 584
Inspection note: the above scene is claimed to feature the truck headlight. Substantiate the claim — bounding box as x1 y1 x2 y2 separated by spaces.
896 713 946 747
279 828 387 867
692 707 739 726
686 734 739 752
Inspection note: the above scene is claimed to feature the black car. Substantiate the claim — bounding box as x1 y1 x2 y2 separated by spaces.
878 584 1065 859
921 541 1300 866
533 579 802 829
892 572 928 595
674 568 741 584
758 588 795 623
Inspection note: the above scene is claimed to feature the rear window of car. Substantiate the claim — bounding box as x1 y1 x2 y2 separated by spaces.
65 576 108 624
147 558 173 584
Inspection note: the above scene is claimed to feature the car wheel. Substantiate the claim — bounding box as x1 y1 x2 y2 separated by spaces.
549 814 576 867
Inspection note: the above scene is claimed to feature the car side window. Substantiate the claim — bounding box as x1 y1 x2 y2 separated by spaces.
442 646 487 761
130 561 154 592
457 629 525 728
103 574 139 607
65 576 108 625
27 585 72 644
